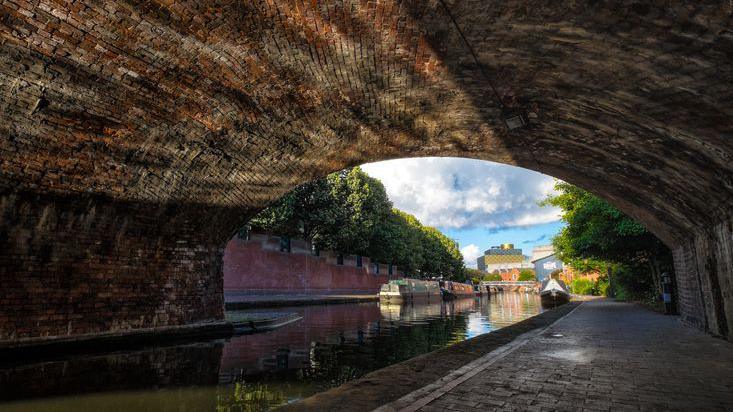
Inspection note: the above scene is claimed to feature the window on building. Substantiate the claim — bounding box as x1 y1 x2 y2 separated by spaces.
311 242 319 256
388 264 393 275
373 263 379 274
337 254 344 265
356 255 363 267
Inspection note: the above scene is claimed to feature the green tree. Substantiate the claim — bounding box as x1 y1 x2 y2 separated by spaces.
482 273 502 282
464 268 484 284
542 181 672 299
418 226 464 279
569 278 595 295
249 167 465 279
518 269 536 281
326 167 393 254
249 177 334 240
370 209 425 275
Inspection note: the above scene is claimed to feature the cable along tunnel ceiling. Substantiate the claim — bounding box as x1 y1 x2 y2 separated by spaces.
0 0 731 245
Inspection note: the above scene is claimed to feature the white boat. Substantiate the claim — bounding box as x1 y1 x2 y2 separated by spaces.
540 278 570 307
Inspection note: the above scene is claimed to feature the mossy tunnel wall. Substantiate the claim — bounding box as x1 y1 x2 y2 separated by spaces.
0 1 731 342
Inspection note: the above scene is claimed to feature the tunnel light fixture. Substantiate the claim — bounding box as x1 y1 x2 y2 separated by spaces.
503 110 529 131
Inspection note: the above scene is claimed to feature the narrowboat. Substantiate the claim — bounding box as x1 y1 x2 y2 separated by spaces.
379 278 441 302
440 280 475 300
540 278 570 307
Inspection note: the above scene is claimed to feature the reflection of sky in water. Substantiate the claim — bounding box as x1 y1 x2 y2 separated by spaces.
466 312 494 339
462 294 546 339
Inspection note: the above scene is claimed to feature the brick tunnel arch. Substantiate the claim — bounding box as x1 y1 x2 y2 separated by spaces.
0 1 731 343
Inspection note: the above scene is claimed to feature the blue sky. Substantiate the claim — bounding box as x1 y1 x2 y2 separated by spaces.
361 158 565 268
442 222 565 266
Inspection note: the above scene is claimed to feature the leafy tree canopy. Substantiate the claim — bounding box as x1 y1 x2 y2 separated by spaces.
542 181 672 298
250 167 465 279
518 269 536 281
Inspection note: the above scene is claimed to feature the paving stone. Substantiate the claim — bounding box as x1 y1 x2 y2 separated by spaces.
406 301 733 412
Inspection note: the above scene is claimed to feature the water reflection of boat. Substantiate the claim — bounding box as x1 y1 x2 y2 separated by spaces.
379 301 443 322
540 279 570 307
379 298 476 323
379 279 441 302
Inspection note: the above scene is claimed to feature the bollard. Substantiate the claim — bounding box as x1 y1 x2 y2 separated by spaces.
661 272 675 315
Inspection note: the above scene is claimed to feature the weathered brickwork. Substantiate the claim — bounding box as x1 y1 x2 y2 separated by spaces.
0 1 731 341
672 242 707 330
224 234 394 295
0 191 226 341
673 216 733 340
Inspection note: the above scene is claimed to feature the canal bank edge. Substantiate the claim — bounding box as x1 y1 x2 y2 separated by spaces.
225 294 379 310
0 320 234 364
282 302 581 412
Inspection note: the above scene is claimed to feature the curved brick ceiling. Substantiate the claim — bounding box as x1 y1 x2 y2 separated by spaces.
0 0 731 245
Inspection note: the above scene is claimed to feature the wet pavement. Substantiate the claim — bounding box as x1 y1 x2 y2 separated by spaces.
380 300 733 412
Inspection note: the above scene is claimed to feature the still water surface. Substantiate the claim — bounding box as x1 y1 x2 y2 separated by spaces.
0 293 541 411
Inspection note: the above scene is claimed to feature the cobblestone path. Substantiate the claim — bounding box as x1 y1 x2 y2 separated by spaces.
380 300 733 412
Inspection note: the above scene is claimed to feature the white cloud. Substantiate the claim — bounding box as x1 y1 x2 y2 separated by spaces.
361 157 561 230
460 244 481 268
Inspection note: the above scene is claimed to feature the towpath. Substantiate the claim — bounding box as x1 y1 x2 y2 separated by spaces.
378 300 733 411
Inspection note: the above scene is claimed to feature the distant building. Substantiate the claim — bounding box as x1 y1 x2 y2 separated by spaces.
531 245 555 263
531 245 603 283
477 243 532 273
498 268 520 281
533 253 564 282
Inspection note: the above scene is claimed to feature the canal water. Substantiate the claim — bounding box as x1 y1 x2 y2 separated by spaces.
0 293 542 411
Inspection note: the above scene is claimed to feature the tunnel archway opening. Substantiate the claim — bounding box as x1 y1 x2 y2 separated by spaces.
222 156 673 308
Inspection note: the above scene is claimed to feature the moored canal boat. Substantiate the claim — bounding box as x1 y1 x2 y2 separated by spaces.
379 278 441 302
440 280 475 300
540 278 570 307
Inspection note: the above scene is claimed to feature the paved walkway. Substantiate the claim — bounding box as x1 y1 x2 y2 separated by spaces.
379 300 733 412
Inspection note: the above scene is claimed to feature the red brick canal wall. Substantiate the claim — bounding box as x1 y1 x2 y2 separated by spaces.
224 234 396 295
0 192 225 342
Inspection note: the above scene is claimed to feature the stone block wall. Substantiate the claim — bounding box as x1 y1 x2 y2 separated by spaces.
0 192 226 343
673 215 733 340
223 234 396 295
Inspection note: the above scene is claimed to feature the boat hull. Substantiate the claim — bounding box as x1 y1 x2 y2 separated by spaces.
539 279 571 308
540 290 570 307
